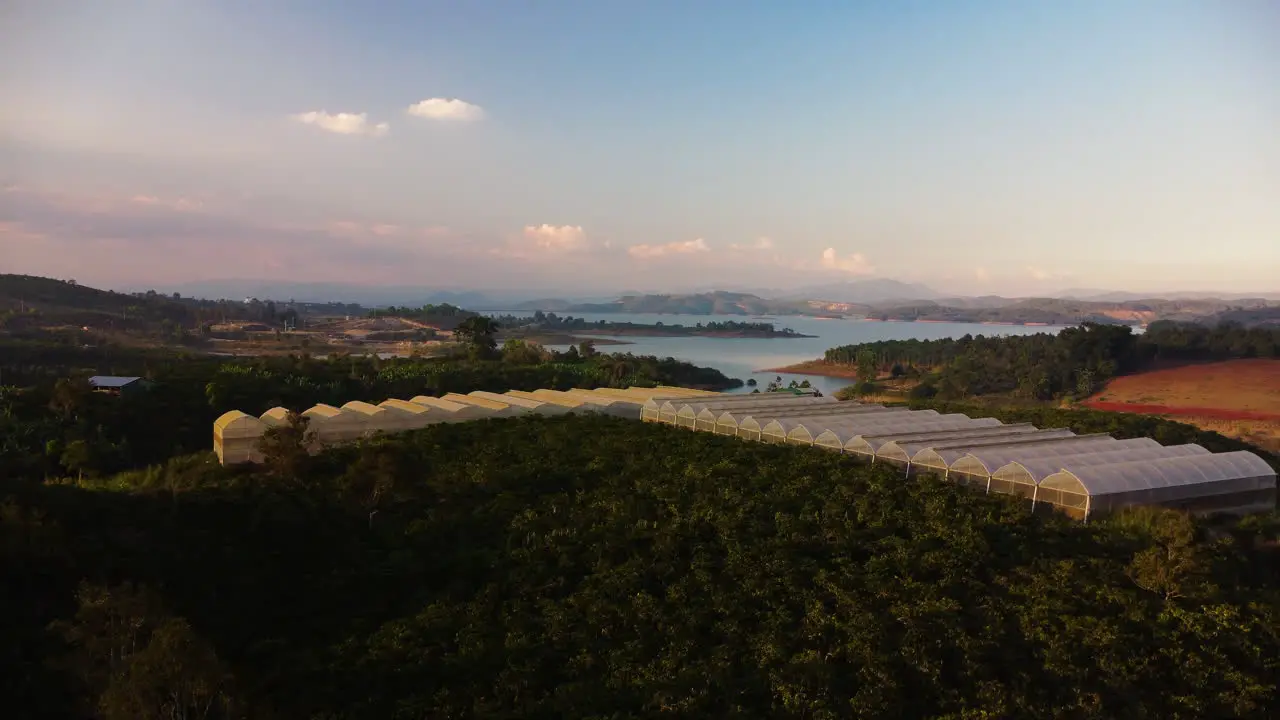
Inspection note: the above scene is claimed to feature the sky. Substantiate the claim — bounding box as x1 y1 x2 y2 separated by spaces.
1 0 1278 298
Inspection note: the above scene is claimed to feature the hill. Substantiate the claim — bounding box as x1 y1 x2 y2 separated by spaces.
517 290 811 316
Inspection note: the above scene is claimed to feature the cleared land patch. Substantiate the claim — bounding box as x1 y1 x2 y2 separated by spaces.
1083 359 1280 451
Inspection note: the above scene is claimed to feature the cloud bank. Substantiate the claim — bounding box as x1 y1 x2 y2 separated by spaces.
523 224 588 251
628 238 710 259
820 247 874 274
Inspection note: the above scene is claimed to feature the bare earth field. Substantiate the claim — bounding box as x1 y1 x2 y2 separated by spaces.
1083 359 1280 452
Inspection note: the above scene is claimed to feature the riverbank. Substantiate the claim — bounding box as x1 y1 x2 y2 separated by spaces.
760 359 862 379
500 333 631 346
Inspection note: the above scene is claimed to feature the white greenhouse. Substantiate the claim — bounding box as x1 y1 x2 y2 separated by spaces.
410 395 495 422
943 437 1159 486
907 433 1118 479
1035 451 1276 520
377 399 438 430
213 410 267 465
986 443 1212 498
673 395 835 429
878 428 1079 471
302 404 368 444
843 420 1016 460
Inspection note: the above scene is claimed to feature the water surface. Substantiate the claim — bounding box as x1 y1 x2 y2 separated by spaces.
489 311 1068 395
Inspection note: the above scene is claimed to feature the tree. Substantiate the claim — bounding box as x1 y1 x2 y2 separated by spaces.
453 316 500 359
257 412 314 485
855 350 877 384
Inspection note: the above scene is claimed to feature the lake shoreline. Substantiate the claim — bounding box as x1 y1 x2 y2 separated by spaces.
760 359 863 379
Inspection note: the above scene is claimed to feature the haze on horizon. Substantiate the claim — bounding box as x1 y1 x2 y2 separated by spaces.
2 0 1277 298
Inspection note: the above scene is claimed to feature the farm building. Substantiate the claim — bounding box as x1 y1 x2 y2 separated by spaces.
440 393 529 417
1035 451 1276 520
810 414 982 451
841 420 1009 459
88 375 147 396
341 401 394 433
213 410 267 465
260 406 293 428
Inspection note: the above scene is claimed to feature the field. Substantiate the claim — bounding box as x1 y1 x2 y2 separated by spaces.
1083 359 1280 451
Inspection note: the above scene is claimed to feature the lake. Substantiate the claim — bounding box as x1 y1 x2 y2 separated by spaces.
486 312 1069 395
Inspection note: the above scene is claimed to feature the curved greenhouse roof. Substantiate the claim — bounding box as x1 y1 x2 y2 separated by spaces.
673 396 834 428
842 419 1009 456
656 393 823 424
378 399 437 429
988 442 1210 496
410 395 495 422
740 407 913 442
877 428 1075 467
1038 451 1276 519
303 404 367 442
911 434 1119 476
259 406 293 428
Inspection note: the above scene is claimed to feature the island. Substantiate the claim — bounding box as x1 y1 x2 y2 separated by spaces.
493 312 815 342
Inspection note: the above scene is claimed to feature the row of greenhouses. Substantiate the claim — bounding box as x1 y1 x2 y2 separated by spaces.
213 385 715 465
642 391 1276 521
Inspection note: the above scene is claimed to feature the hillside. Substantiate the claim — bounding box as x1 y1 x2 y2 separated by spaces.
517 290 811 316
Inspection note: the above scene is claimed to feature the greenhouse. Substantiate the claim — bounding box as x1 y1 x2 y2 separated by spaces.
378 399 438 430
341 401 393 434
441 393 528 417
471 391 569 416
718 405 904 437
908 433 1117 479
738 408 887 442
942 437 1156 486
655 393 821 425
213 410 267 465
259 406 293 428
759 408 923 444
842 419 1010 459
410 396 495 422
1036 451 1276 520
808 412 966 451
987 443 1211 498
780 408 916 444
724 402 897 428
878 428 1079 471
560 390 644 419
302 404 368 444
673 395 834 429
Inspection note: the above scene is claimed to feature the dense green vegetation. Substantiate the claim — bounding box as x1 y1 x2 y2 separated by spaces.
0 335 740 484
825 321 1280 401
4 416 1279 718
494 311 811 337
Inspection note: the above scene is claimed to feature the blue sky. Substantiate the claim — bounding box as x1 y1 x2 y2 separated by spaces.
2 0 1277 296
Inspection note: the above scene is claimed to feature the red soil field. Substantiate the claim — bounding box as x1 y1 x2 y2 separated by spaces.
1082 359 1280 451
1083 359 1280 418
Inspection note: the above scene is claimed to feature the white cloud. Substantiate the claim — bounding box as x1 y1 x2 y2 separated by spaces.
820 247 874 274
628 237 710 259
729 236 774 251
974 266 990 282
406 98 485 122
1025 266 1051 281
292 111 389 137
523 224 587 251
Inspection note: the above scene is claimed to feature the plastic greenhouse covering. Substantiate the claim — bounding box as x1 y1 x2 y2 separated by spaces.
694 402 885 432
876 428 1077 467
1037 451 1276 520
842 419 1013 457
987 443 1211 497
910 434 1120 477
813 415 989 451
673 396 836 428
742 408 929 442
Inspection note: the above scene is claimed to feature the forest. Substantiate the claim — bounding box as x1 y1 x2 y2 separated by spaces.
493 311 811 337
0 333 740 484
824 321 1280 400
4 415 1279 718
